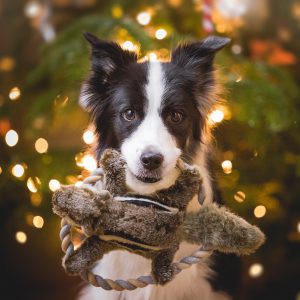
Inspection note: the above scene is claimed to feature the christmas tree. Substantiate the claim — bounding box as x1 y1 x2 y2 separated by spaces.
1 0 299 299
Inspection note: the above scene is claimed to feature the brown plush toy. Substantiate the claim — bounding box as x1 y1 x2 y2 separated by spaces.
52 149 202 284
52 149 265 285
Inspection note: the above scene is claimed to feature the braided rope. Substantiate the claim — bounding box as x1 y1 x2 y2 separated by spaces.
58 170 213 291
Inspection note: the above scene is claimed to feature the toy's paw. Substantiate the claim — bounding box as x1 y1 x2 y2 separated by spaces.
153 264 175 285
63 252 87 275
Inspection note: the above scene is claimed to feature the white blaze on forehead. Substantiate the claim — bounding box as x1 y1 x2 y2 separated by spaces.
121 61 181 194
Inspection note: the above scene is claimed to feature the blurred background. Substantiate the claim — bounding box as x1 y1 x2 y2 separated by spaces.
1 0 300 299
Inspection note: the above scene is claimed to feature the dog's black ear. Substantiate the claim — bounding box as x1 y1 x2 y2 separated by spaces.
80 32 138 110
171 36 230 69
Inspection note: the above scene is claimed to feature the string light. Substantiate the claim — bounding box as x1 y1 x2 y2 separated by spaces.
9 87 21 100
5 129 19 147
234 191 246 202
122 41 136 52
82 154 97 171
33 216 44 229
297 221 300 233
209 109 224 123
136 12 151 25
248 263 264 278
155 29 168 40
254 205 266 218
11 164 25 178
0 166 2 175
221 160 232 174
35 138 48 153
15 231 27 244
149 52 157 61
49 179 61 191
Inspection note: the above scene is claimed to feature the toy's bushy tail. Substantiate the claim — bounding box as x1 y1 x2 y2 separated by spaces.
180 203 265 255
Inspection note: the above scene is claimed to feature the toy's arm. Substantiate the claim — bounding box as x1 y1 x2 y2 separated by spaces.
155 162 202 210
52 185 111 228
179 203 265 255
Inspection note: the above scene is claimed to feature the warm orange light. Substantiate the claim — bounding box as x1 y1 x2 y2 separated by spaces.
16 231 27 244
49 179 61 191
33 215 44 229
9 87 21 100
35 138 48 153
221 160 232 174
254 205 266 218
5 129 18 147
249 263 263 278
12 164 25 178
136 12 151 25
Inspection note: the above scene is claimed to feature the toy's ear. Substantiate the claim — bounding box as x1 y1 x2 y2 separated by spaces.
80 32 138 110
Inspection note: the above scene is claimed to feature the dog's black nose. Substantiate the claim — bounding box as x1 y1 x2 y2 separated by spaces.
140 150 163 170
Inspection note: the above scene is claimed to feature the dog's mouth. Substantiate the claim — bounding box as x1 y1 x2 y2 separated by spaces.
134 175 161 183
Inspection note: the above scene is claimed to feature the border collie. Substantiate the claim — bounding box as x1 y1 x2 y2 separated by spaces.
79 32 231 300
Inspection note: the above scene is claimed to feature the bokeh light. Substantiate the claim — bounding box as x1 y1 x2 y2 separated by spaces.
33 216 44 229
15 231 27 244
9 87 21 100
5 129 19 147
249 263 264 278
82 154 97 171
49 179 61 191
136 12 151 25
30 193 42 207
82 130 95 145
222 160 232 174
155 28 167 40
254 205 267 218
234 191 246 202
210 109 224 123
11 164 25 178
24 1 42 18
35 138 48 153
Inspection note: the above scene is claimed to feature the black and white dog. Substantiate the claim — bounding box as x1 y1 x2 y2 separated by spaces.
79 32 231 300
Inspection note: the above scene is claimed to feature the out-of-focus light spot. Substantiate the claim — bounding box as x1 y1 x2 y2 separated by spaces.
30 193 42 206
297 221 300 233
221 160 232 174
234 191 246 202
249 263 263 278
209 109 224 123
136 12 151 25
12 164 25 178
231 44 242 55
5 129 18 147
149 52 157 61
168 0 182 7
254 205 266 218
16 231 27 244
35 138 48 153
75 181 83 188
82 154 97 171
155 29 167 40
0 57 15 72
236 75 242 82
49 179 61 191
9 87 21 100
122 41 136 51
0 166 2 175
27 177 38 193
24 1 42 18
26 213 34 226
111 5 123 18
82 130 95 145
33 215 44 228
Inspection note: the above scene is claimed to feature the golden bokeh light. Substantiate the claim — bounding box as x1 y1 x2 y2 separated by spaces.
254 205 267 218
234 191 246 202
82 130 95 145
82 154 97 171
209 109 224 123
49 179 61 191
149 52 157 61
16 231 27 244
27 177 39 193
0 56 15 71
33 215 44 229
136 12 151 25
249 263 264 278
9 87 21 100
297 221 300 233
5 129 19 147
24 1 42 18
30 193 42 206
11 164 25 178
155 28 168 40
35 137 48 153
122 41 137 51
221 160 232 174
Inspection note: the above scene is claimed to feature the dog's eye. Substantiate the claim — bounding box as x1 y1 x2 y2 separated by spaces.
169 111 184 124
122 109 136 121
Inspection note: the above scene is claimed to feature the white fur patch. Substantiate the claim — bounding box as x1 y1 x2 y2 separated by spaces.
121 62 181 193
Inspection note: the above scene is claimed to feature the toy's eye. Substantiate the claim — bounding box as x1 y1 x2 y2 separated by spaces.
169 111 184 124
122 109 136 121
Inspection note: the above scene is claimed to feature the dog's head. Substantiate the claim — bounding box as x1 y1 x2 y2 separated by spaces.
80 33 229 193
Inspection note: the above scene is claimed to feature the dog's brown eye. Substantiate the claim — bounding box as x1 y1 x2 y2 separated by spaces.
122 109 136 121
170 111 183 123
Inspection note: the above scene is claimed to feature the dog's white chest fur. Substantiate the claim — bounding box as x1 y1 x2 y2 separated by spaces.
79 242 230 300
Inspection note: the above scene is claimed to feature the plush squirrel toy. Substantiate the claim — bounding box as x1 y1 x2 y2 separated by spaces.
52 149 265 285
